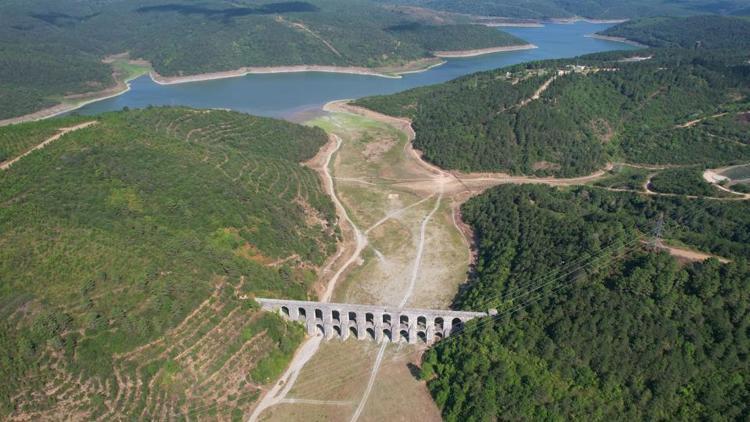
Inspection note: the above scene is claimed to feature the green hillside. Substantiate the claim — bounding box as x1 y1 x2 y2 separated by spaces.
601 15 750 49
0 108 337 419
355 18 750 177
0 0 526 120
374 0 750 20
422 185 750 421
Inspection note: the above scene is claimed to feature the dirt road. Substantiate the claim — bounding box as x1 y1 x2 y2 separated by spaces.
0 121 98 170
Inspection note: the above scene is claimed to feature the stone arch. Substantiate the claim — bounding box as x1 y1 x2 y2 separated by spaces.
280 306 290 317
434 317 444 330
433 332 444 342
417 331 427 343
399 315 409 326
417 316 426 329
366 328 375 340
451 317 462 334
383 329 392 341
348 311 357 322
333 325 342 337
349 326 358 339
315 309 323 320
316 324 324 336
366 312 374 325
298 307 307 320
399 330 408 342
332 310 340 322
382 313 391 325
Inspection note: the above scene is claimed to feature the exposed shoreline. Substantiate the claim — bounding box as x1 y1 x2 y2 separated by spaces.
0 77 136 128
473 15 627 27
0 41 533 126
0 19 623 128
433 43 537 58
0 58 446 127
152 42 538 85
585 33 649 47
550 17 629 24
149 59 447 85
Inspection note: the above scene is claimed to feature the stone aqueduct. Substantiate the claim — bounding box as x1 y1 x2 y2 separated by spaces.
257 298 487 344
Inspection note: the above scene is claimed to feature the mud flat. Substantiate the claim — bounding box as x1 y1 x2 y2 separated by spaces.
585 33 649 47
433 43 538 58
150 59 446 85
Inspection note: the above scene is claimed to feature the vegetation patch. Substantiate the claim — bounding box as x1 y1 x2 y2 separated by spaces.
356 18 750 176
0 107 336 419
0 0 526 120
424 184 750 420
649 167 731 197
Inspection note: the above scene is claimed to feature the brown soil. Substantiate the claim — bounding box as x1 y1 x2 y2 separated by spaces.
433 44 537 58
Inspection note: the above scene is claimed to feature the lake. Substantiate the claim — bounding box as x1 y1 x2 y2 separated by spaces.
76 22 637 119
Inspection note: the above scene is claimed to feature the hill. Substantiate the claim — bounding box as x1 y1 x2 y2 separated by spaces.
355 18 750 177
0 107 337 419
422 184 750 421
0 0 526 121
374 0 750 20
600 15 750 49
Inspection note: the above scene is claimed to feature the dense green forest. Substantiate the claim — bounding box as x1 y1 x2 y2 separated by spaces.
385 22 525 51
356 17 750 177
601 15 750 49
648 168 731 197
421 185 750 420
375 0 750 20
0 0 525 121
0 108 337 418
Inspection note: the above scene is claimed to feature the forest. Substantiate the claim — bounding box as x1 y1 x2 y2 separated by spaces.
374 0 750 20
421 185 750 420
0 0 525 120
355 17 750 177
601 15 750 49
0 107 337 419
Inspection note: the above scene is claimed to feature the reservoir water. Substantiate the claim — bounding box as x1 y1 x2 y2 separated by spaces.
76 22 637 119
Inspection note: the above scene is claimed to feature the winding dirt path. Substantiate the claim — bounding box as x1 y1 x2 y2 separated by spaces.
703 167 750 199
0 121 98 170
257 100 617 421
249 133 367 422
351 191 446 422
656 243 731 264
256 97 746 421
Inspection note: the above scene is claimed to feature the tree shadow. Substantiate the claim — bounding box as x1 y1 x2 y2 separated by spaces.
406 362 421 381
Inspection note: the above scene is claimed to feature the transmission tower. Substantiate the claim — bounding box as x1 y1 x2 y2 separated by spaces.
648 212 665 250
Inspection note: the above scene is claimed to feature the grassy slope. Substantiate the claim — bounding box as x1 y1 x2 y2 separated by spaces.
0 0 526 120
0 107 337 419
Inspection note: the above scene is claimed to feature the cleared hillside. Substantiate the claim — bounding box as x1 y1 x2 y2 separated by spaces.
0 107 337 419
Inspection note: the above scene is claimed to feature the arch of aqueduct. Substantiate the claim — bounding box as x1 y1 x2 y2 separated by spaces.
257 298 487 344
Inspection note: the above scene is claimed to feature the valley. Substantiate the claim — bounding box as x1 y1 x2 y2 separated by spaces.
2 9 749 422
252 96 749 419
